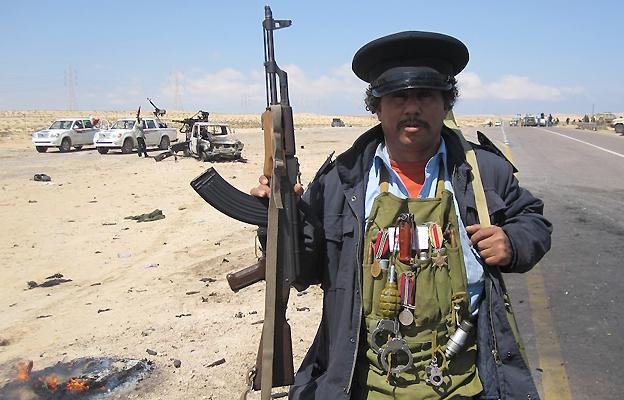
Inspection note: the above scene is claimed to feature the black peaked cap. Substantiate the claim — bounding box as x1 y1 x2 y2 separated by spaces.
352 31 469 88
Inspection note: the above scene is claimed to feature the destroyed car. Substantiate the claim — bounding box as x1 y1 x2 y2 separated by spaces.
331 118 345 127
32 118 99 153
93 118 178 154
187 122 244 161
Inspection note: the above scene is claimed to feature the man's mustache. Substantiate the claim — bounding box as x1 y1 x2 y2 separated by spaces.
397 117 430 130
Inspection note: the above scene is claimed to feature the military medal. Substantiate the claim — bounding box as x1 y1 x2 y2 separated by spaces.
398 272 415 326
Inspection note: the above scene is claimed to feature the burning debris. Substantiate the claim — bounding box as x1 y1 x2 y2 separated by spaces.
1 357 153 399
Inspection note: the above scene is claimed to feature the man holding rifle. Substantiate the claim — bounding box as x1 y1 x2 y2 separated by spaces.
251 31 552 400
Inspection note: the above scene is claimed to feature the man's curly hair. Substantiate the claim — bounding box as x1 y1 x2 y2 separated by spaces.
364 77 459 114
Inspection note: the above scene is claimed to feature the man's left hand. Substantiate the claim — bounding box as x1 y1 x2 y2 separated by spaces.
465 224 512 267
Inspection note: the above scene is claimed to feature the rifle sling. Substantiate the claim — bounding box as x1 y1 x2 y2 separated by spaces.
260 203 280 399
452 130 491 228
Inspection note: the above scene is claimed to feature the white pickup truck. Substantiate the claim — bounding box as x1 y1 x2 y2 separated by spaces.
32 118 99 153
93 118 177 154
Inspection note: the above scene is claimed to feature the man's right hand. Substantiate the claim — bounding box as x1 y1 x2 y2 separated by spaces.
250 175 303 198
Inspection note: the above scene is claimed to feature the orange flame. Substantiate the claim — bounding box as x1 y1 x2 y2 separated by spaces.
40 374 59 392
16 360 33 381
66 377 90 392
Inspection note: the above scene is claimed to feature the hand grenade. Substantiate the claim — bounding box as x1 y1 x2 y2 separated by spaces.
379 264 401 318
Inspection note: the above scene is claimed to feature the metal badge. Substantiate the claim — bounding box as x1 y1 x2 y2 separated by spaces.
425 361 444 387
398 308 414 326
371 260 382 278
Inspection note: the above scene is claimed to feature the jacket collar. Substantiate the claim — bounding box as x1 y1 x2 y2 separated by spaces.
333 123 475 222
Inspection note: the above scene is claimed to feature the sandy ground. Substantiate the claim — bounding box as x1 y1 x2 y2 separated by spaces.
0 110 616 399
0 114 374 399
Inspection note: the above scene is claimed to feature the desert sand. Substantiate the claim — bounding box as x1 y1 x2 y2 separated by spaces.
0 110 604 399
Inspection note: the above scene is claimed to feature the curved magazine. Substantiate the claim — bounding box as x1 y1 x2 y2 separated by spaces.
191 167 269 227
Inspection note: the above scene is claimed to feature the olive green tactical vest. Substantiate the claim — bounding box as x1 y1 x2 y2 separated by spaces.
357 165 483 399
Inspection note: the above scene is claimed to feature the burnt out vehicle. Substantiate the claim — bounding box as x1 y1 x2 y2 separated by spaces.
187 122 244 161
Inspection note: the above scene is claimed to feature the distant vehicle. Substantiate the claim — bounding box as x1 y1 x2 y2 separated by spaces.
611 117 624 134
331 118 345 127
494 121 502 127
32 118 99 153
93 118 178 154
509 118 519 127
522 116 537 127
187 122 244 161
537 117 547 127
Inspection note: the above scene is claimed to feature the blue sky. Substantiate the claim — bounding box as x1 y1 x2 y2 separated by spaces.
1 0 621 116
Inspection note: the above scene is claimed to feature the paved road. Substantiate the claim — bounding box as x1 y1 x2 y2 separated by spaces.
467 125 624 400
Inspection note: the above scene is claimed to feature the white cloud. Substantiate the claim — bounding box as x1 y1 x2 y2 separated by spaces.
457 72 584 101
162 64 368 114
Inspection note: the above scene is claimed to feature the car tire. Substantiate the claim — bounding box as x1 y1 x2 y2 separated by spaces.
121 138 134 154
59 137 71 153
199 150 210 162
615 124 624 134
97 147 109 154
159 136 170 150
36 146 48 153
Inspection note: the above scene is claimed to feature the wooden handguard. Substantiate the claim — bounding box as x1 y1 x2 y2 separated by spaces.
262 109 273 178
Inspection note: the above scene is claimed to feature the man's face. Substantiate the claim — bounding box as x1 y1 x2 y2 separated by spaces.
376 88 448 160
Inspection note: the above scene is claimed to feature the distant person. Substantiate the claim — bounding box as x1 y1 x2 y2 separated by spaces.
583 115 590 123
566 117 570 125
135 118 148 157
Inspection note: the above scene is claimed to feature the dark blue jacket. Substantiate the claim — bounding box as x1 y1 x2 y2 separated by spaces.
289 124 552 400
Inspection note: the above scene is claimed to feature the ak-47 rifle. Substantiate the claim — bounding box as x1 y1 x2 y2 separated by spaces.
190 6 299 397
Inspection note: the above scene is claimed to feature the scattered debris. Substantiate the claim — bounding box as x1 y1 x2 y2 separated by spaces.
186 291 200 295
178 206 186 211
205 358 225 368
221 258 230 263
102 222 117 226
28 200 37 203
251 320 264 325
90 282 102 287
0 338 10 346
33 174 51 182
27 277 72 289
201 297 210 302
175 313 192 318
200 277 216 283
296 307 310 312
145 263 159 268
173 359 181 368
296 291 308 297
97 308 111 314
124 209 165 223
45 273 63 280
234 312 244 318
146 349 157 356
36 315 52 319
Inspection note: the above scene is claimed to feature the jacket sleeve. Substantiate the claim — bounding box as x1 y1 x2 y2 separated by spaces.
291 162 332 290
493 156 553 273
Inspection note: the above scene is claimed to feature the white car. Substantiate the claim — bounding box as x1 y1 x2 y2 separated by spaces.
32 118 99 153
93 118 178 154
